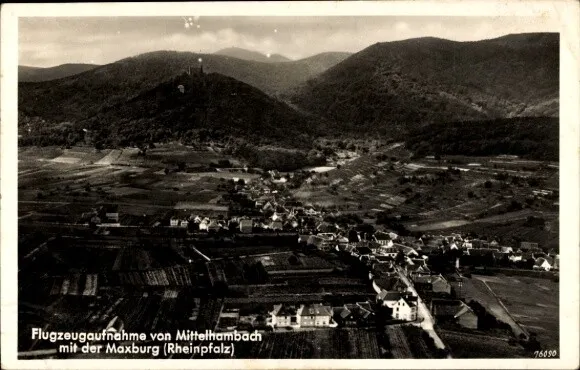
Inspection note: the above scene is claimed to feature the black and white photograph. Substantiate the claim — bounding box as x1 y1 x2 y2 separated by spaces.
1 1 579 369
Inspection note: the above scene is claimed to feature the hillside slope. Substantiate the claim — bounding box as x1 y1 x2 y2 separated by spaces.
19 64 100 82
19 71 324 149
290 33 559 135
19 50 351 124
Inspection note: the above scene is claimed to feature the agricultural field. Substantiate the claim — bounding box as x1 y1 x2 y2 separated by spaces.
234 328 381 359
440 330 529 358
384 325 413 358
460 276 529 340
295 146 558 222
18 144 254 223
479 275 559 350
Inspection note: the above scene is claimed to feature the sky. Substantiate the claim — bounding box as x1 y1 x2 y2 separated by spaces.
19 16 558 67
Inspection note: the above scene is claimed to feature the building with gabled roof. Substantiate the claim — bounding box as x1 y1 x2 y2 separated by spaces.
533 257 553 271
298 303 335 327
431 299 478 329
413 274 451 295
392 295 418 321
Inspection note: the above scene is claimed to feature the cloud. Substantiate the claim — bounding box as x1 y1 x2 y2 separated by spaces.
18 16 558 67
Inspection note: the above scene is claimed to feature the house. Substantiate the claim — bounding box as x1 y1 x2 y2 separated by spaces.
238 305 270 328
413 274 452 295
298 303 335 327
239 219 253 233
431 299 478 329
392 295 418 321
337 237 349 249
376 246 399 258
533 257 553 271
271 211 284 221
373 276 409 295
270 220 284 231
317 222 338 234
376 290 404 307
307 234 336 251
406 263 431 277
374 231 394 247
270 304 300 328
180 219 189 228
509 251 523 262
520 241 539 250
333 302 375 326
501 246 514 254
263 201 275 212
207 220 221 232
394 244 419 258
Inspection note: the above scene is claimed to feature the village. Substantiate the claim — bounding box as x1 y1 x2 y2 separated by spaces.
18 152 559 359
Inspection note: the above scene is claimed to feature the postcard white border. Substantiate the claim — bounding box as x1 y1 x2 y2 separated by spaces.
2 1 579 369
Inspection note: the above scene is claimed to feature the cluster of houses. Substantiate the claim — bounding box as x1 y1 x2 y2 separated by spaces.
216 301 377 331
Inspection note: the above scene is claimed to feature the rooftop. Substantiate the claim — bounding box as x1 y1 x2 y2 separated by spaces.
299 303 333 317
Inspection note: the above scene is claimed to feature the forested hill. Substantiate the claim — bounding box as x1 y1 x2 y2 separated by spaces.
405 117 559 161
290 33 559 136
19 63 100 82
19 71 326 149
18 50 350 123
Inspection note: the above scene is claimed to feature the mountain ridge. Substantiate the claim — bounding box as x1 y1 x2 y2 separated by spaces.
19 63 100 82
214 47 292 63
289 32 559 135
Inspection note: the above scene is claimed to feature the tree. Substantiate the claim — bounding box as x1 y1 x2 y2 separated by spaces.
348 229 360 243
395 250 406 266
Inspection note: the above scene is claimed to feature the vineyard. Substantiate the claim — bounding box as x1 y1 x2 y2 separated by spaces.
384 325 413 358
235 328 381 358
440 330 528 358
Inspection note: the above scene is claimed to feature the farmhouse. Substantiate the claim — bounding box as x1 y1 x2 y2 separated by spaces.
431 299 478 329
413 274 452 295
